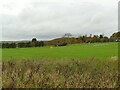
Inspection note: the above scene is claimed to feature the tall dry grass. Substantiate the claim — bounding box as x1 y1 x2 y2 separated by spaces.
2 58 118 88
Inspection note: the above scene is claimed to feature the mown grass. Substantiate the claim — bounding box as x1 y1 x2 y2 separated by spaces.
2 42 118 60
2 57 118 88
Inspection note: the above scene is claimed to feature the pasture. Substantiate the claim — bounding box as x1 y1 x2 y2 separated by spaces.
2 42 118 60
2 42 119 88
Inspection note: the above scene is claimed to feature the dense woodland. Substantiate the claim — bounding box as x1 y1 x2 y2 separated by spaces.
2 31 120 48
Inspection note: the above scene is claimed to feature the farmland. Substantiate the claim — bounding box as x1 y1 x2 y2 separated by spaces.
2 42 118 60
2 42 119 88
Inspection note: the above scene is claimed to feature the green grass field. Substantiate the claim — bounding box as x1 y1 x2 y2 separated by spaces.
2 42 118 60
2 42 119 88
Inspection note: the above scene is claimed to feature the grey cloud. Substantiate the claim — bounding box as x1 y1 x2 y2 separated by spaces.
2 0 118 41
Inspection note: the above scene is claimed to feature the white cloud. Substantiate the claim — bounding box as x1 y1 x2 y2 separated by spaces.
1 0 119 41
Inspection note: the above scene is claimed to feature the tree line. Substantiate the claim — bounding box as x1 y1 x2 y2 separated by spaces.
2 32 120 48
47 32 120 46
2 38 44 48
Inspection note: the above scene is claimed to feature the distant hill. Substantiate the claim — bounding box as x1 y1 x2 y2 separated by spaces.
2 41 30 44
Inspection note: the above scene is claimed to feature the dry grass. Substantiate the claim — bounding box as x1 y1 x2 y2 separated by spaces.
0 62 2 89
2 58 118 88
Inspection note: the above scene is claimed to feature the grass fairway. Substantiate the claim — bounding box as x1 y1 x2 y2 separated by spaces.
2 42 118 60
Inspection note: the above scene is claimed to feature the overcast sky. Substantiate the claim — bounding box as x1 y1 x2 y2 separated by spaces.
0 0 119 41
